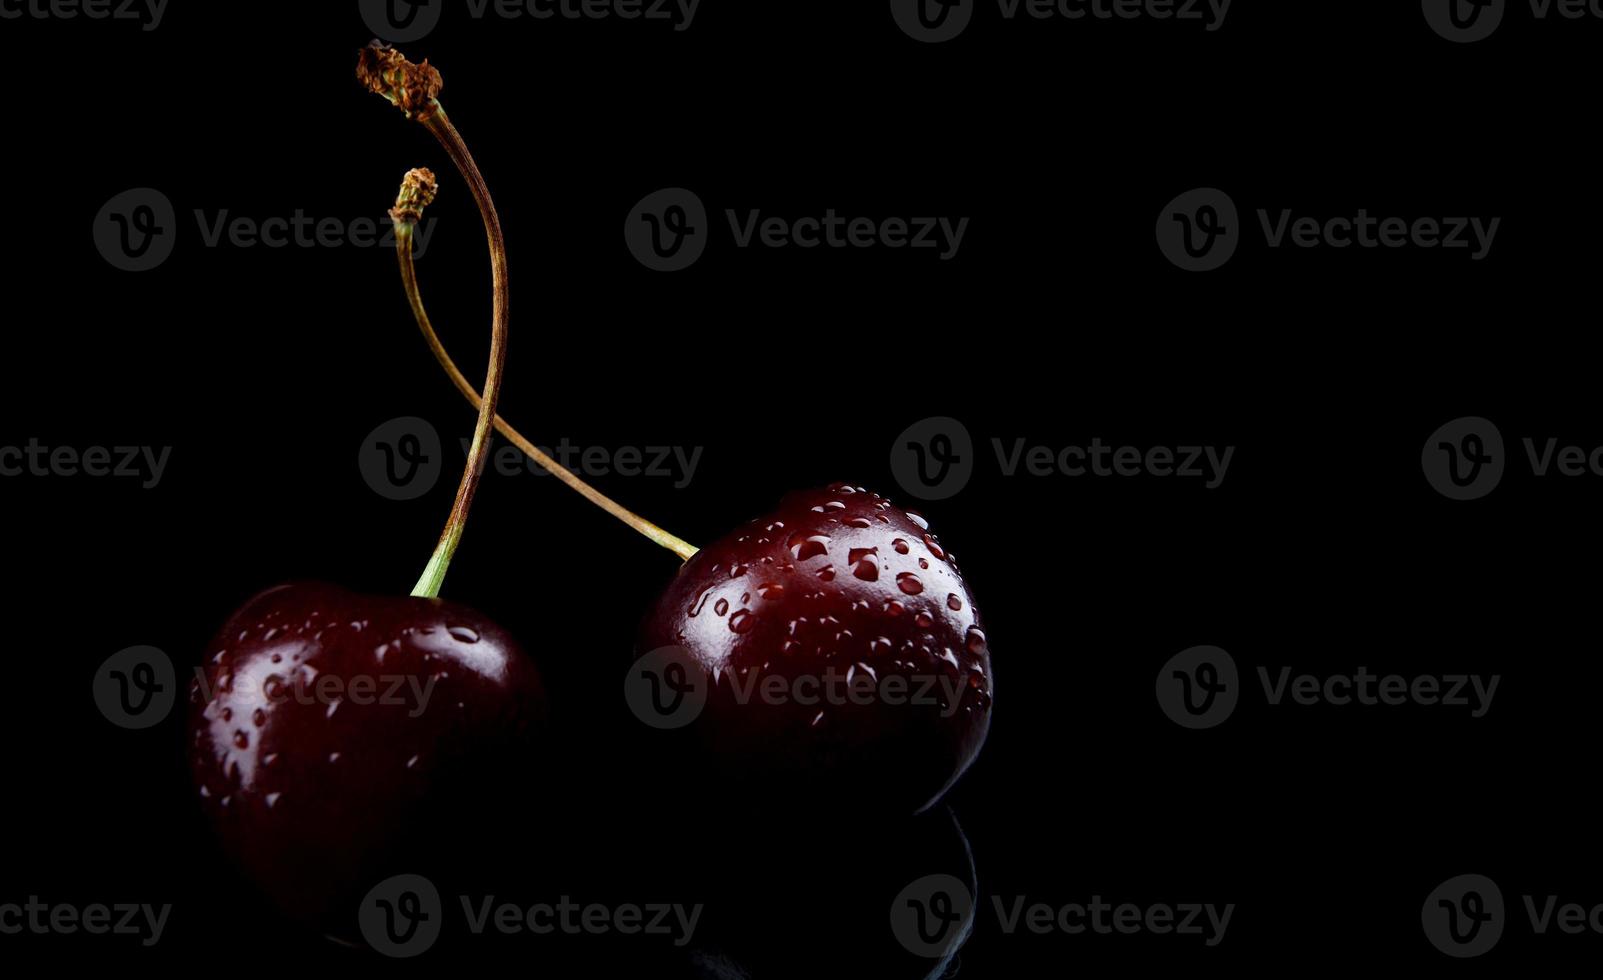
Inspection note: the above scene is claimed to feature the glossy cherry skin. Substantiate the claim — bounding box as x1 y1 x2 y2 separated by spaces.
188 582 546 928
638 484 992 814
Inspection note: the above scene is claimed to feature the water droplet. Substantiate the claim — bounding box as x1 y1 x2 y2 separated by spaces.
328 752 341 764
407 755 421 770
252 708 266 727
906 511 929 530
220 707 233 722
728 609 755 634
883 599 905 616
448 626 480 643
923 534 945 559
817 564 836 582
262 753 278 768
966 627 988 655
758 582 785 600
788 532 831 562
948 593 964 611
265 792 282 808
233 731 249 749
689 585 714 617
915 612 934 629
849 547 879 581
714 598 730 617
869 637 893 657
897 572 924 595
892 538 910 554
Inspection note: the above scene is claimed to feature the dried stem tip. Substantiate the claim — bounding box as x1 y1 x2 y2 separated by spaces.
357 41 443 120
392 168 439 224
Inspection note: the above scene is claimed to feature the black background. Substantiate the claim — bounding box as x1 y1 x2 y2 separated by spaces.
2 0 1599 973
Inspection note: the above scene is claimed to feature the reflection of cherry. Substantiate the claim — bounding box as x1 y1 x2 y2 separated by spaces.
189 55 542 928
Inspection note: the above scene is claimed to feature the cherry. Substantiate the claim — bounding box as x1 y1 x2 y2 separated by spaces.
638 484 992 814
374 43 992 815
188 583 544 923
188 47 541 929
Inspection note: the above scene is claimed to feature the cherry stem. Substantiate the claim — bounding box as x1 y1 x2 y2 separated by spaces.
360 43 513 597
391 173 700 562
361 41 699 564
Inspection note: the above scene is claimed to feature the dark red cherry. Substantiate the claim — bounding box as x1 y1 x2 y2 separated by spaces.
638 483 992 814
188 582 546 927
